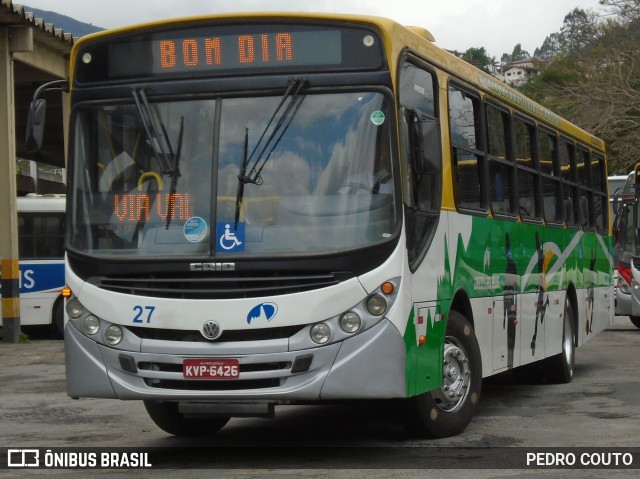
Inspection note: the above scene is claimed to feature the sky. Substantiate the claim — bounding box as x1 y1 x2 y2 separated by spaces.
20 0 605 58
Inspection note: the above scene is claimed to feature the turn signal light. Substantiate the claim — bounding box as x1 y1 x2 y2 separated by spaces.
62 286 72 298
381 281 394 295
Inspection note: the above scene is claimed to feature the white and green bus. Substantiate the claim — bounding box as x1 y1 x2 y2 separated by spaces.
28 13 613 438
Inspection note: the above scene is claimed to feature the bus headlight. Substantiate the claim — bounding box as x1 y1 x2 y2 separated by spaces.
310 323 331 344
66 298 84 319
104 325 123 346
340 312 361 333
366 293 387 316
82 315 100 335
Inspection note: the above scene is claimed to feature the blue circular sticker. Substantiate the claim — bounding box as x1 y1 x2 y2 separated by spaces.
183 216 208 243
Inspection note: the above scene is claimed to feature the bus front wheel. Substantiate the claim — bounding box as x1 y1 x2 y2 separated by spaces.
53 298 65 339
143 401 230 436
401 311 482 438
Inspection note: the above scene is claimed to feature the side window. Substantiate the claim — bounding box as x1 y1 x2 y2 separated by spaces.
591 154 608 232
539 129 563 224
514 117 541 220
559 139 579 227
18 212 66 259
449 84 486 212
399 60 441 270
399 62 440 213
486 104 515 216
576 148 593 228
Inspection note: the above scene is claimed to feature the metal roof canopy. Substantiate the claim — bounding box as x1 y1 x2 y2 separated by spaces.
1 1 73 341
1 0 73 170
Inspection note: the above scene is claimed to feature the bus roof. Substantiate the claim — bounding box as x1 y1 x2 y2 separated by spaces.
70 12 605 151
16 194 66 213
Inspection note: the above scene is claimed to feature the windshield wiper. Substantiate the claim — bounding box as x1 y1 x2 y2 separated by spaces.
165 116 184 229
234 77 306 227
131 86 183 229
131 86 181 178
241 77 306 185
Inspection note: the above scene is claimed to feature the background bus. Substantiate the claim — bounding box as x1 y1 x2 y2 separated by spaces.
608 174 630 220
28 13 613 438
612 170 640 328
0 195 66 337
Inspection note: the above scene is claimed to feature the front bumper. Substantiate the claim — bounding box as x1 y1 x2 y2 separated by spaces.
65 317 407 402
615 286 632 316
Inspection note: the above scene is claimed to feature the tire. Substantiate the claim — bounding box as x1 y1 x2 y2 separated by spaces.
401 311 482 438
52 298 65 339
143 401 230 436
543 298 575 384
629 316 640 329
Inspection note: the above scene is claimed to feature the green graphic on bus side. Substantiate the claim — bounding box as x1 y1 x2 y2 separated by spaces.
403 215 613 397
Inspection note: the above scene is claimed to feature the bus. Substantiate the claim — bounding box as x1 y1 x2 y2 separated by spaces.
609 174 630 219
27 13 613 438
612 169 640 328
0 195 66 337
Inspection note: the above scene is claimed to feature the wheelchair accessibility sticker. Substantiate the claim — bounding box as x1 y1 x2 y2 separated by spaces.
216 222 245 253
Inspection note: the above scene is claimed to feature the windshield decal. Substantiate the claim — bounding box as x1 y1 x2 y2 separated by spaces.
183 216 208 243
370 110 385 125
216 222 245 253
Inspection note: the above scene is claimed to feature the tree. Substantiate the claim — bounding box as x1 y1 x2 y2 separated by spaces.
510 43 530 61
523 1 640 173
461 47 493 73
534 32 562 59
558 8 599 55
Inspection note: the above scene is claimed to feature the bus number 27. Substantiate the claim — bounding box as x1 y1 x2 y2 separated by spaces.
133 305 156 324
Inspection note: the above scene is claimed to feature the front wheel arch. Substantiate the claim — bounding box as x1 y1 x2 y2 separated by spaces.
400 310 482 438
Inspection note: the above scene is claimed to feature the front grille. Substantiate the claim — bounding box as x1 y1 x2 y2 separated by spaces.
144 378 282 390
91 271 352 299
128 324 306 342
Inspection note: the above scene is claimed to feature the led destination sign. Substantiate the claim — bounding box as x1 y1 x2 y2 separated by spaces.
74 23 384 83
154 31 338 73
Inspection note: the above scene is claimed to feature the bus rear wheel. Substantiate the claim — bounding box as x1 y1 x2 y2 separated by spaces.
143 401 230 436
401 311 482 438
543 298 575 383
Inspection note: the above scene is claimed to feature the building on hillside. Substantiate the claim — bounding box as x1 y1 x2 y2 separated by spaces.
496 58 542 86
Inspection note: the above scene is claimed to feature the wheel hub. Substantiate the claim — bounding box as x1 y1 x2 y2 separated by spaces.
432 338 472 412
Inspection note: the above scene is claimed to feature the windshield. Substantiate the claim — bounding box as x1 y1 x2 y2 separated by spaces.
69 90 397 257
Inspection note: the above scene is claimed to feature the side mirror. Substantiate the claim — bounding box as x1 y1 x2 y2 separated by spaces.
25 98 47 152
24 79 69 152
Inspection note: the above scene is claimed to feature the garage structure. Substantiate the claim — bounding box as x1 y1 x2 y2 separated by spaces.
1 0 73 342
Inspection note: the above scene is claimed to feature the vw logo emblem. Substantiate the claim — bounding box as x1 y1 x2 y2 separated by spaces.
202 320 221 340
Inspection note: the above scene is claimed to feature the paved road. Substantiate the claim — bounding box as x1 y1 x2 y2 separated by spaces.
1 316 639 478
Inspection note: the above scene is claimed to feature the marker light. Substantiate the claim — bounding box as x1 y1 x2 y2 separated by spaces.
104 325 123 346
82 315 100 335
62 286 72 298
340 312 361 333
66 298 83 319
310 323 331 344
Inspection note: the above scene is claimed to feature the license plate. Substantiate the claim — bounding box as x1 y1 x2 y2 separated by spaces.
183 358 240 379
